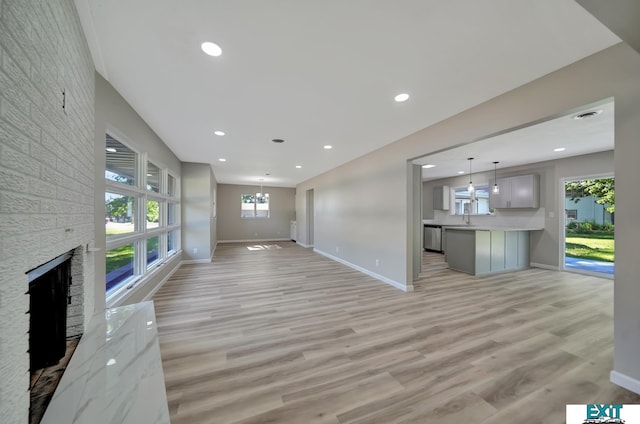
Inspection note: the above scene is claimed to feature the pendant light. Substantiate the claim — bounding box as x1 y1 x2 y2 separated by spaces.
256 179 264 199
492 161 500 194
467 158 474 193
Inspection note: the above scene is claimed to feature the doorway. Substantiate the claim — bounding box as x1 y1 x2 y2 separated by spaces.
562 176 615 276
306 189 314 247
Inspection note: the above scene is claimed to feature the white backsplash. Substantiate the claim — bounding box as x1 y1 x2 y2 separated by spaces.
428 208 546 229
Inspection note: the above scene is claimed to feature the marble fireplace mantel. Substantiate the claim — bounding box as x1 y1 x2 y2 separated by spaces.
41 301 170 424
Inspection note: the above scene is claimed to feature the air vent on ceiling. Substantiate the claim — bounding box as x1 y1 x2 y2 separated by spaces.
573 110 602 120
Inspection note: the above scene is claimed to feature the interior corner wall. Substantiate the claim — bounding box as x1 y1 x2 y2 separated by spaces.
181 162 216 261
95 73 182 306
0 1 95 421
295 43 640 389
216 184 295 242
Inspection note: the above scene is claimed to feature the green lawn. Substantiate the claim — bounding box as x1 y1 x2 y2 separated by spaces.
565 231 614 262
105 237 160 272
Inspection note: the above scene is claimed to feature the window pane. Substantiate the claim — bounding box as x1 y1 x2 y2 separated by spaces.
167 174 176 197
168 203 177 225
147 200 160 229
106 243 134 293
454 186 488 215
256 193 270 218
168 230 176 253
241 194 256 218
146 236 159 268
105 135 136 185
105 193 135 235
147 162 160 193
476 187 490 214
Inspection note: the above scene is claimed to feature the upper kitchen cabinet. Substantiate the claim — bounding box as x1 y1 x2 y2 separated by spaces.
433 185 450 210
489 174 539 209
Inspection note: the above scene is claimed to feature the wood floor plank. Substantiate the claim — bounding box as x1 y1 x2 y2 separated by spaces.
153 243 640 424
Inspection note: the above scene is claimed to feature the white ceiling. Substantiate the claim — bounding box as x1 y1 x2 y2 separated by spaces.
75 0 619 187
415 99 614 181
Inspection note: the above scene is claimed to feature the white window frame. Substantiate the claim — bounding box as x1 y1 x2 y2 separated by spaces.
105 131 181 305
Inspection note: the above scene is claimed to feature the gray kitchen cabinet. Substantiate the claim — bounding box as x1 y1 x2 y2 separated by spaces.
445 228 531 275
433 185 450 210
489 174 539 209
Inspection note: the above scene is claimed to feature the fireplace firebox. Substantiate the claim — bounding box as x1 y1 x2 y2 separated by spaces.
27 251 73 371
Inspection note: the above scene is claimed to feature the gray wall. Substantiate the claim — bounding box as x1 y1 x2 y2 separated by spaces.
296 43 640 389
422 150 615 267
217 184 295 242
0 1 95 421
95 73 182 306
181 162 217 261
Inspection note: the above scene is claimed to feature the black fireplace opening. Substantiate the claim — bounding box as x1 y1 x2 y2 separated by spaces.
27 251 74 371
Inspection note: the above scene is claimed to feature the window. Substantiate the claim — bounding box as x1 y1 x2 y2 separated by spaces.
105 193 136 234
241 193 270 218
566 209 578 220
453 186 490 215
105 132 181 301
106 135 136 185
146 161 160 193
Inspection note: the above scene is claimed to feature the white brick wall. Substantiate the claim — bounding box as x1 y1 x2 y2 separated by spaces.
0 0 95 422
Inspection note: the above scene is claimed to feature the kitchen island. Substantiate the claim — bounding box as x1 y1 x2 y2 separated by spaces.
443 226 541 275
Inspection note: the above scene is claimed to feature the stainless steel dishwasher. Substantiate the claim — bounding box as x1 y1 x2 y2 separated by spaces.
424 224 443 252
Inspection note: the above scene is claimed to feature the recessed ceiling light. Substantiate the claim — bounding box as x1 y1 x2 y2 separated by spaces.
394 93 410 102
146 173 152 177
214 130 225 136
573 109 603 120
422 164 436 169
324 145 333 150
272 138 285 143
105 147 116 153
554 147 566 152
218 158 227 162
457 171 465 174
295 165 302 169
201 42 222 57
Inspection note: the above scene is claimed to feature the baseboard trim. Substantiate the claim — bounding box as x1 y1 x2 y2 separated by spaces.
313 248 413 292
530 262 560 271
296 242 313 248
611 370 640 395
218 238 292 243
181 258 212 264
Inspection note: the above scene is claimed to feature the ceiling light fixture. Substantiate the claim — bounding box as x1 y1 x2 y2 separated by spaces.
256 179 269 200
394 93 409 102
218 158 227 162
201 42 222 57
467 158 474 193
106 147 116 153
422 164 436 169
457 171 465 174
492 161 500 194
295 165 302 169
324 145 333 150
554 147 566 152
214 130 225 136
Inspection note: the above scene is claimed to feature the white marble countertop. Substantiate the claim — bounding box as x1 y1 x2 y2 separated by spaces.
42 301 170 424
441 225 543 231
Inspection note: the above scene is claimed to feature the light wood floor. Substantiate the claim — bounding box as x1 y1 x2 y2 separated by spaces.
153 242 639 424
